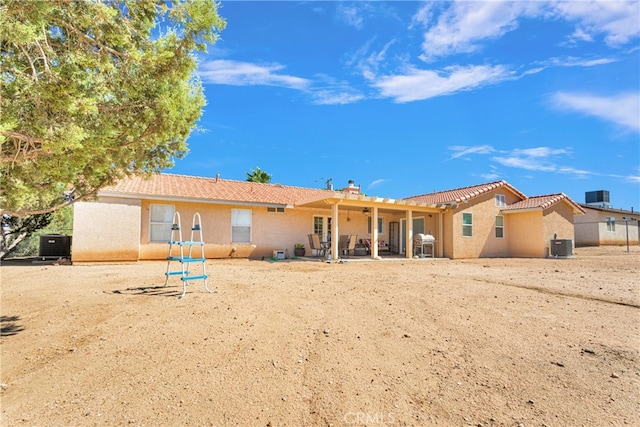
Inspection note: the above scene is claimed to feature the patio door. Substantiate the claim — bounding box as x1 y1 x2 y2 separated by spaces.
313 215 332 243
400 217 425 254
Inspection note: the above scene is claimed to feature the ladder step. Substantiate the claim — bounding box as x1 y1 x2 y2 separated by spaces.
180 257 206 263
166 271 189 276
174 241 204 246
181 275 208 281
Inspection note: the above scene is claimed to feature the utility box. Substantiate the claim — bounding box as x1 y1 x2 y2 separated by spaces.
272 250 286 260
39 234 72 258
550 239 573 257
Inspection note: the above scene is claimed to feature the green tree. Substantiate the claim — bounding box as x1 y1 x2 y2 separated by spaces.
246 167 272 183
0 0 225 216
1 213 52 259
1 205 74 260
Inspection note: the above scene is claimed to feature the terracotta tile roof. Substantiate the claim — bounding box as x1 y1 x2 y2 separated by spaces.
403 180 527 204
503 193 586 214
99 173 334 205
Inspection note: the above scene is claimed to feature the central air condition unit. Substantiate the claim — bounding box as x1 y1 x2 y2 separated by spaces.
39 234 72 258
550 239 573 257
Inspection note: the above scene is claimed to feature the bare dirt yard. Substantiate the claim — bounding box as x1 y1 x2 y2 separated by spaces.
1 246 639 426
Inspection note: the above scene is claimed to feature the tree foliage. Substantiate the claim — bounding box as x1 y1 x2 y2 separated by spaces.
246 167 272 183
1 212 52 259
1 206 73 260
0 0 225 216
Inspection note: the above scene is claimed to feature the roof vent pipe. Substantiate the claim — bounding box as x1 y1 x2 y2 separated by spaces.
326 178 333 190
215 173 220 183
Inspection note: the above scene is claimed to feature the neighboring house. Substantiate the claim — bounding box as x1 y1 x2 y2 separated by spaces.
574 205 639 247
72 174 584 262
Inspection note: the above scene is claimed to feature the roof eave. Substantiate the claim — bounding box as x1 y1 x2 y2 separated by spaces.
97 191 288 208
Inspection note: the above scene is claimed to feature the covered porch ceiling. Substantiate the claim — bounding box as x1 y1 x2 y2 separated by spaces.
295 192 446 260
294 192 445 214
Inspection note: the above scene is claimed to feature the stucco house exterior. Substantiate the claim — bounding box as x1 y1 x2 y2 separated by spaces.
574 205 639 247
72 174 584 262
403 182 584 258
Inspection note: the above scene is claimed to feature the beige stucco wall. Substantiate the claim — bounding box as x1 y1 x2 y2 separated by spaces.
506 211 544 257
574 210 601 246
448 190 519 259
574 208 639 246
72 198 141 262
137 200 374 260
542 204 576 256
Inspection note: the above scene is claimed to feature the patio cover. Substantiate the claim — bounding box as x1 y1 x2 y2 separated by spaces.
295 192 446 259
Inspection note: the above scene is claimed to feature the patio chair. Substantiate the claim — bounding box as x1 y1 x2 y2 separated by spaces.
341 234 358 258
308 233 326 257
338 235 349 255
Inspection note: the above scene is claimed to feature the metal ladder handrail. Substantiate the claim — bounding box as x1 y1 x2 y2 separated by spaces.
164 211 215 298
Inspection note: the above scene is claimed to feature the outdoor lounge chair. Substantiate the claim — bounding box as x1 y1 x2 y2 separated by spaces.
338 235 349 254
308 233 326 257
340 234 358 258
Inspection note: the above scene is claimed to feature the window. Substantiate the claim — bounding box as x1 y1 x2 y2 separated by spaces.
606 217 616 232
150 204 174 242
367 217 384 234
495 215 504 238
232 209 252 243
313 216 324 236
313 216 332 241
495 194 506 207
462 213 473 237
267 207 285 213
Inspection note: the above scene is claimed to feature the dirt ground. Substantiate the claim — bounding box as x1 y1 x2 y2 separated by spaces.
1 246 639 427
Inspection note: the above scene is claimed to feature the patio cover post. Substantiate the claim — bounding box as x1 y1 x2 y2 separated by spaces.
438 211 444 258
372 207 379 258
331 202 340 259
406 210 413 258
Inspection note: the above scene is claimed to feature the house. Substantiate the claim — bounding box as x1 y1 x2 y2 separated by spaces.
71 174 584 262
403 182 585 258
574 191 639 247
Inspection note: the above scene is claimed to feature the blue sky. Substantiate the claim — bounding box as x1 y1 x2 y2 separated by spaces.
167 1 639 210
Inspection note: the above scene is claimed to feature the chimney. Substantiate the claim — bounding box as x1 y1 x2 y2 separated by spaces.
215 173 220 183
342 180 360 195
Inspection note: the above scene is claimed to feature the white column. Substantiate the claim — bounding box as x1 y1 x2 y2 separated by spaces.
372 207 379 258
438 212 444 258
331 202 339 259
406 210 413 258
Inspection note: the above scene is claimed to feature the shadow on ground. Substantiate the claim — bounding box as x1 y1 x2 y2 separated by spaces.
1 315 25 337
106 285 183 298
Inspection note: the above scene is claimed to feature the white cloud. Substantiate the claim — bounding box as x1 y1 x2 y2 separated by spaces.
547 56 618 68
416 1 639 61
480 172 501 181
510 147 571 158
336 4 364 29
198 60 310 90
447 145 496 160
368 179 388 189
312 90 364 105
373 64 512 103
550 91 640 132
418 1 539 61
491 146 602 179
551 1 640 47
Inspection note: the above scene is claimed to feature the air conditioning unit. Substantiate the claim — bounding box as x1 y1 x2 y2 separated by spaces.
39 234 72 258
550 239 573 257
